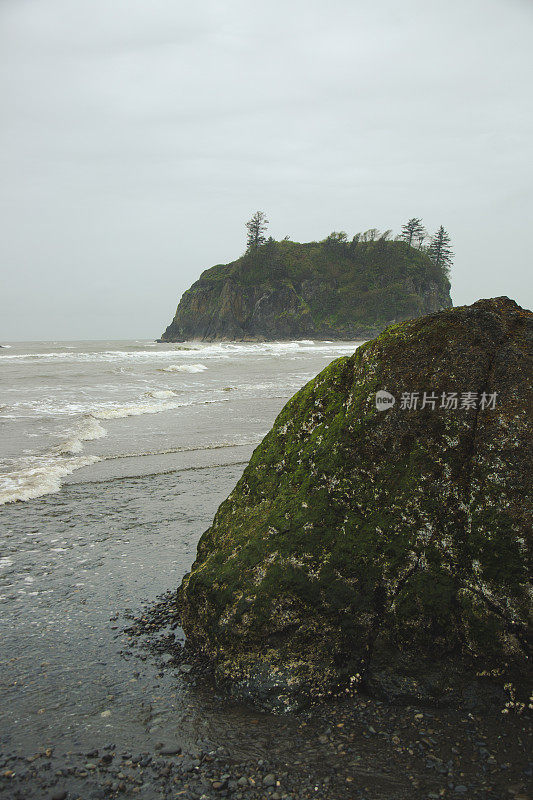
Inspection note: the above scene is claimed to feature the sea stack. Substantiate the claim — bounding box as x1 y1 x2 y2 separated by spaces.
161 237 452 342
177 298 532 711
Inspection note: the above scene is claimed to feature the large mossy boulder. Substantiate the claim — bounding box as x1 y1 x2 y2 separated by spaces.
178 298 532 710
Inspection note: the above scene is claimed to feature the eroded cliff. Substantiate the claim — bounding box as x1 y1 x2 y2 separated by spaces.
162 237 452 341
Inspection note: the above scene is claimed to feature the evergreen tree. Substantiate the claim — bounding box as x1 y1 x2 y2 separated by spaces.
401 218 425 248
428 226 454 274
325 231 348 243
360 229 379 242
416 228 427 249
246 211 269 250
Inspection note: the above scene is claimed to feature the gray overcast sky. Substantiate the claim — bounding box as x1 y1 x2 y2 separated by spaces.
1 0 532 340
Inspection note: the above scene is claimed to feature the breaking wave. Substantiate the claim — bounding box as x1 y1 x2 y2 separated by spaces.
91 399 186 419
0 454 101 505
56 416 108 455
0 394 230 503
0 341 360 363
160 363 207 373
0 338 364 506
103 438 263 461
144 389 177 398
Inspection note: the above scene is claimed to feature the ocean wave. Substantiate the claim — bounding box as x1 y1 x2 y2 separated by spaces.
0 396 228 504
182 341 361 358
102 438 263 460
160 363 207 373
144 389 177 398
0 348 201 362
56 416 108 455
91 400 184 419
90 397 225 420
0 341 361 363
0 427 251 505
0 454 101 505
0 351 74 360
3 389 230 420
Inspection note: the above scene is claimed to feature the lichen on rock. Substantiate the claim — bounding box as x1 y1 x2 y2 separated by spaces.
177 298 532 711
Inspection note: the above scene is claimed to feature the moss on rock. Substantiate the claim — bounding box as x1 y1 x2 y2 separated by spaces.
177 298 532 711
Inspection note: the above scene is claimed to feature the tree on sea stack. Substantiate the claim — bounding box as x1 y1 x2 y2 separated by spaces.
246 211 269 250
159 222 453 342
428 225 454 275
416 227 427 249
401 217 426 248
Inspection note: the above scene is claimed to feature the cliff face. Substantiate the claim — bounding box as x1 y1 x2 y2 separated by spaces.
161 238 452 341
177 298 532 711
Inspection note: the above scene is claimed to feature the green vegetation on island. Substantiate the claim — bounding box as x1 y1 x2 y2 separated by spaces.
161 216 453 341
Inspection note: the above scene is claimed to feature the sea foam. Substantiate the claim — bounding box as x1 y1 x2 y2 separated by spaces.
90 399 187 419
0 454 101 505
144 389 177 398
56 416 108 455
160 364 207 373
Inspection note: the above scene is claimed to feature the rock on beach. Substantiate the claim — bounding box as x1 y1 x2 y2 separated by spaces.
177 298 532 710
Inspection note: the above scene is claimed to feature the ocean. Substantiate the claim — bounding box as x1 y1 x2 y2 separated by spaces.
0 339 361 505
0 338 361 756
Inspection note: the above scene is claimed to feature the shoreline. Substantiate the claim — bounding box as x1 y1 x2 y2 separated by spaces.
1 559 530 799
1 595 530 800
1 330 531 800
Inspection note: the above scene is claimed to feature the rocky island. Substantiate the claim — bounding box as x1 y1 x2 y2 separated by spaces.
161 226 452 342
176 297 531 712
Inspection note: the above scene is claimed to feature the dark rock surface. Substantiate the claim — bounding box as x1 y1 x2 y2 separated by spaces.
161 238 452 341
177 298 532 711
